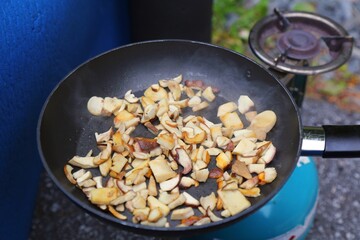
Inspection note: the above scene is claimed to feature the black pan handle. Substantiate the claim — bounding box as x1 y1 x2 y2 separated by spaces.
302 125 360 158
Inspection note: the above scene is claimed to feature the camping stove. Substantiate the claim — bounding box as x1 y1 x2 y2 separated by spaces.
185 9 353 240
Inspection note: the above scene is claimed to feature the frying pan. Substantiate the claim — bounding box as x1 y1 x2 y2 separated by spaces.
37 40 360 237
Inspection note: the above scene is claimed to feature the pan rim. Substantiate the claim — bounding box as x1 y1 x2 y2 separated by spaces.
36 39 303 236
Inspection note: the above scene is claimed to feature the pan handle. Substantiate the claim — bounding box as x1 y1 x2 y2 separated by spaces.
302 125 360 158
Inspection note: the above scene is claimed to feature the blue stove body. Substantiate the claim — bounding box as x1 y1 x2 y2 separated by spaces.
186 157 319 240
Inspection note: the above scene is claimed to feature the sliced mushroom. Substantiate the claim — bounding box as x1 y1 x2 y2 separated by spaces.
217 189 250 216
179 176 198 189
68 156 96 169
200 192 217 211
206 208 223 222
215 151 231 170
170 207 195 220
191 168 209 182
237 95 255 114
124 90 139 103
220 112 244 131
87 96 104 116
149 156 177 183
194 217 211 226
108 205 127 220
231 160 252 179
89 187 120 205
239 187 261 197
148 176 158 197
239 176 259 189
175 148 192 174
182 192 200 207
232 138 256 156
64 165 76 184
202 86 216 102
147 196 170 216
217 102 237 117
159 174 181 192
168 193 186 210
192 101 209 112
248 110 277 137
148 207 164 222
95 128 113 143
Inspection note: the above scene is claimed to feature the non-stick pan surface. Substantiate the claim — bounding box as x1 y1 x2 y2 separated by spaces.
38 40 302 237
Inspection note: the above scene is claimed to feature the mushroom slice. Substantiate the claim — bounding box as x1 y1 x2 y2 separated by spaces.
64 165 76 184
181 216 203 226
159 174 181 192
200 192 217 211
168 193 186 210
194 217 211 226
207 147 222 156
170 207 195 220
124 90 139 103
110 153 127 173
248 164 265 174
193 159 208 171
240 176 259 189
111 191 137 205
188 96 202 107
191 168 209 182
167 80 182 101
258 143 276 164
144 85 168 102
259 167 277 184
245 111 257 122
160 113 182 137
132 193 147 209
209 167 223 179
248 110 277 137
95 128 113 143
148 207 164 222
133 207 150 222
78 179 96 188
103 97 123 114
202 86 216 102
216 136 231 148
116 179 132 193
147 196 170 217
114 110 136 127
87 96 104 116
148 176 158 196
192 101 209 112
239 187 261 197
217 189 250 216
89 187 120 205
231 160 252 179
141 217 168 227
156 132 175 150
210 124 223 142
217 102 237 117
149 156 177 183
220 112 244 131
108 205 127 220
141 104 158 123
237 95 255 114
179 176 198 189
68 156 96 169
183 192 200 207
215 151 231 170
140 96 155 108
175 148 192 174
144 121 159 135
232 138 256 156
158 191 180 205
134 137 159 153
206 208 223 222
222 180 238 191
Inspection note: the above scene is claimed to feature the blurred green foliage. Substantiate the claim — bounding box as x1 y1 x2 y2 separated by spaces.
212 0 269 53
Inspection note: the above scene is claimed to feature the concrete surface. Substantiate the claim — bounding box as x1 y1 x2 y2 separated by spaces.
29 97 360 239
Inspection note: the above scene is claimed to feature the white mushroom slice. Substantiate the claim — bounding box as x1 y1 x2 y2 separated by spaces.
156 132 175 150
206 147 222 156
98 158 111 177
200 192 217 211
258 143 276 164
184 86 195 98
147 196 170 216
192 101 209 112
64 165 76 184
179 176 198 189
76 171 92 186
140 96 155 109
222 180 238 191
148 207 164 222
232 138 256 156
68 156 96 169
159 174 180 192
103 97 123 114
116 179 132 193
126 200 135 212
260 167 277 183
202 86 216 102
248 110 277 136
237 95 255 114
217 102 237 117
114 110 136 128
78 179 96 188
99 142 112 161
220 112 244 130
158 191 180 205
194 217 211 226
216 136 231 148
133 151 150 160
108 205 127 220
221 209 231 218
141 104 157 123
160 113 182 137
240 176 259 189
239 187 261 197
217 189 250 216
87 96 104 116
206 208 223 222
148 176 158 197
133 207 150 222
168 193 186 210
167 80 182 101
132 193 147 209
191 168 209 182
133 182 147 192
90 187 120 205
171 99 189 109
188 96 202 107
193 159 208 171
175 148 192 174
111 191 136 205
125 117 140 129
95 128 113 143
141 217 167 227
183 192 200 207
149 156 177 183
170 207 195 220
237 155 258 165
110 153 127 173
124 90 139 103
248 164 265 174
201 140 215 148
72 169 86 179
93 176 103 188
231 160 252 179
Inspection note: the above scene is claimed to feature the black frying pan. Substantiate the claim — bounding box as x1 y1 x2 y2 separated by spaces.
37 40 360 237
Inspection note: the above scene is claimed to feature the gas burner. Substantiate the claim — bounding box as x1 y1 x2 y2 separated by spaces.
277 29 320 60
249 9 354 75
